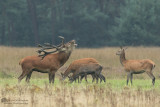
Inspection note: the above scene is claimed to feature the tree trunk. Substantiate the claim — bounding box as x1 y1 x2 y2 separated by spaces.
27 0 39 45
50 0 56 44
1 3 6 45
1 21 5 45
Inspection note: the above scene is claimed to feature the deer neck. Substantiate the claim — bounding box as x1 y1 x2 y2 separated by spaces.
58 51 71 67
120 52 127 66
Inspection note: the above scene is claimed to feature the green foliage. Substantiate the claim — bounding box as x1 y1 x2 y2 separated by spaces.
0 0 160 47
112 0 160 46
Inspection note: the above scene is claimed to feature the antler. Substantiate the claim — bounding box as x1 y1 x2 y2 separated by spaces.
37 43 59 59
37 36 65 59
57 36 65 47
38 50 58 59
37 43 58 55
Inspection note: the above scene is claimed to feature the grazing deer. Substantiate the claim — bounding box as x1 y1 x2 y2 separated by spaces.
68 72 106 83
61 58 105 83
18 36 77 84
116 47 156 85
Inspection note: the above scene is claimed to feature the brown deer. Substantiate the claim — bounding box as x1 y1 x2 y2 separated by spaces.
116 47 156 85
61 58 105 83
68 72 105 83
67 65 106 83
18 36 77 84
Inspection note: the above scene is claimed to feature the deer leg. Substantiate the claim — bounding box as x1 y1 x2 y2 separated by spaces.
51 72 56 84
98 74 102 83
127 72 132 85
101 74 106 82
99 74 104 83
74 77 77 83
85 74 88 83
95 72 101 83
48 73 52 84
100 75 103 83
95 67 102 83
130 73 133 85
80 75 84 83
96 75 99 83
71 72 76 83
92 74 95 83
95 74 99 83
26 71 33 83
146 72 155 85
74 76 78 83
18 71 28 83
74 79 76 83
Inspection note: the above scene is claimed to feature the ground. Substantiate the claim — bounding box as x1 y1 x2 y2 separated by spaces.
0 46 160 107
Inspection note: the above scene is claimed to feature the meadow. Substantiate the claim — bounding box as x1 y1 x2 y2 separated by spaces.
0 46 160 107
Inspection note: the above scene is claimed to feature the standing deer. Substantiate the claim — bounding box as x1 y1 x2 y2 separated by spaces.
61 58 105 83
18 36 77 84
116 47 155 85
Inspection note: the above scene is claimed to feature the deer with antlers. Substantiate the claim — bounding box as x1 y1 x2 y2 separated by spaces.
18 36 77 84
116 47 156 85
61 58 105 83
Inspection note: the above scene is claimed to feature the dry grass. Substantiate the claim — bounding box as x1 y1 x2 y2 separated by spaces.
0 46 160 107
0 46 160 79
1 83 160 107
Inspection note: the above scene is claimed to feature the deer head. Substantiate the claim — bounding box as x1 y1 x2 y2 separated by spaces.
37 36 77 59
61 73 73 82
116 46 128 55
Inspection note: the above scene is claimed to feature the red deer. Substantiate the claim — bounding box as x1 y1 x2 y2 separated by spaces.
69 72 105 83
61 58 105 83
116 47 155 85
67 64 106 83
18 36 77 84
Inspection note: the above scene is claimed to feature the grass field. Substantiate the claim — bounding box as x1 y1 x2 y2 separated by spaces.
0 46 160 107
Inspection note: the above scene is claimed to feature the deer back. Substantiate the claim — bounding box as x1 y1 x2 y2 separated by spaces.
62 58 99 78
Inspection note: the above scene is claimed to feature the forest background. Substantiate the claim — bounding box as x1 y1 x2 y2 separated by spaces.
0 0 160 47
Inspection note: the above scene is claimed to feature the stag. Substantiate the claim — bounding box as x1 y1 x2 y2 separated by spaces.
116 47 155 85
18 36 77 84
61 58 105 83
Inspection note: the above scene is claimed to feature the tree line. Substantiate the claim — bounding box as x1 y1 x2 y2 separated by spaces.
0 0 160 47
